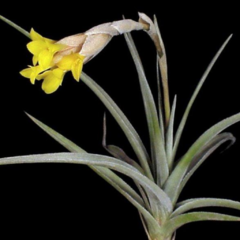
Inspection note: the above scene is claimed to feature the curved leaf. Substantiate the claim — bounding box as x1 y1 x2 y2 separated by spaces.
156 55 165 144
163 212 240 236
26 114 145 207
172 35 233 161
154 15 170 125
166 95 177 168
175 132 235 202
0 152 173 221
102 113 143 173
124 32 168 186
164 112 240 204
81 72 153 181
0 16 153 183
172 198 240 217
93 166 161 236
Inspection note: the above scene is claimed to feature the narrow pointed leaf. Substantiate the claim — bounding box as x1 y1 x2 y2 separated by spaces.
102 113 143 173
156 55 165 144
172 198 240 217
166 95 177 167
163 212 240 236
3 17 149 212
154 15 170 126
172 35 233 161
93 167 161 235
139 213 152 240
164 112 240 204
0 15 30 38
26 113 145 207
175 133 235 200
124 32 168 186
0 153 173 220
81 72 153 181
26 113 86 153
187 132 235 172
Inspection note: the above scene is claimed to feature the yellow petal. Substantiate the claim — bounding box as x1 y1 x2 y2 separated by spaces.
36 70 51 80
57 55 76 70
32 55 38 65
27 40 47 56
52 68 65 80
30 28 55 45
71 59 83 81
48 42 66 54
41 69 64 94
38 49 54 69
20 68 33 79
44 38 55 44
57 53 84 71
20 66 42 84
30 28 43 41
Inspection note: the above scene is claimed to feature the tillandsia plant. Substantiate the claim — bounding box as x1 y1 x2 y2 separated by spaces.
0 13 240 240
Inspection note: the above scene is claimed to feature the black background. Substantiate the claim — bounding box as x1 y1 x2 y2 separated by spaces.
0 2 239 239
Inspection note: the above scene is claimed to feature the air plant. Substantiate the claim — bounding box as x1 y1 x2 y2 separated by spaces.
0 13 240 240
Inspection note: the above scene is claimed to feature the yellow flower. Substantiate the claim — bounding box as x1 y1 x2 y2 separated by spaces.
57 53 84 81
20 15 157 94
20 65 43 84
37 68 65 94
20 29 84 94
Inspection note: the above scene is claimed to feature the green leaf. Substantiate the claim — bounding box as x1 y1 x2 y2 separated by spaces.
80 72 153 181
0 15 30 39
26 113 145 208
102 113 143 173
156 56 165 145
172 35 233 162
187 132 235 172
162 212 240 236
0 152 173 221
154 15 170 126
93 166 161 235
164 112 240 205
176 132 235 201
172 198 240 217
26 113 86 153
166 95 177 168
124 32 168 186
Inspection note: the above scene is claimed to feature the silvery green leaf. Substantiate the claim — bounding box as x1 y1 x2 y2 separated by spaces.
154 15 170 125
156 55 165 144
124 32 168 186
26 113 145 207
26 113 86 153
102 113 143 173
81 72 153 181
102 113 152 213
172 35 233 161
166 96 177 168
187 132 235 172
175 132 235 201
0 15 30 38
162 212 239 236
0 15 153 182
93 167 160 235
172 198 240 217
164 112 240 204
0 152 173 222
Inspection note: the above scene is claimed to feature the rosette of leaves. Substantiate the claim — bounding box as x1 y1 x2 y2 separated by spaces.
0 15 240 240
